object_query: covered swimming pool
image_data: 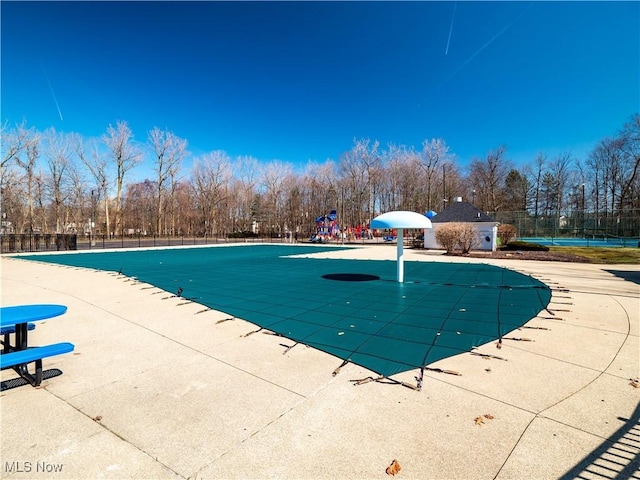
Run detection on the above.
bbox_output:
[19,244,551,383]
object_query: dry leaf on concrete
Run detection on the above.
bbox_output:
[630,378,639,388]
[475,414,495,425]
[386,459,402,476]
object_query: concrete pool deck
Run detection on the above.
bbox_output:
[1,245,638,479]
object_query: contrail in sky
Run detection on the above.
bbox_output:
[445,1,457,56]
[40,63,64,121]
[438,2,533,90]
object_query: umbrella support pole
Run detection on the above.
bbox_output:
[397,228,404,283]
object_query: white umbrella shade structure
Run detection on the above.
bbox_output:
[371,211,432,283]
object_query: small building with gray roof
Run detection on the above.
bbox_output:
[423,197,499,251]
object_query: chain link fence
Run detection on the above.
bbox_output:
[492,209,640,243]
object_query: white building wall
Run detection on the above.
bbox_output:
[423,228,439,249]
[423,223,498,251]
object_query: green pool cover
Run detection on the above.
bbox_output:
[20,245,551,378]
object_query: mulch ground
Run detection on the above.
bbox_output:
[470,250,591,263]
[414,249,591,263]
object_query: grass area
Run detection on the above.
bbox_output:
[549,246,640,264]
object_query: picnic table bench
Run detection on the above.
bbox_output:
[1,342,75,386]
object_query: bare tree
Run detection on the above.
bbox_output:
[192,150,232,236]
[379,144,407,212]
[66,159,90,235]
[384,144,428,212]
[14,130,41,232]
[42,128,73,233]
[173,180,198,235]
[443,161,464,206]
[468,145,512,212]
[617,114,640,210]
[529,152,574,236]
[1,122,40,232]
[229,155,261,233]
[260,160,294,237]
[339,138,380,227]
[103,121,143,236]
[75,135,110,236]
[33,167,48,233]
[0,167,20,233]
[301,160,337,234]
[418,138,451,211]
[549,152,573,218]
[281,172,305,241]
[148,127,188,235]
[1,121,36,171]
[123,180,155,234]
[167,163,182,235]
[582,116,640,237]
[362,139,381,225]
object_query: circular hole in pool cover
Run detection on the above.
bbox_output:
[322,273,381,282]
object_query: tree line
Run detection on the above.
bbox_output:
[1,114,638,240]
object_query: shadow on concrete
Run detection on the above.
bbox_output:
[558,400,640,479]
[605,270,640,286]
[0,368,63,391]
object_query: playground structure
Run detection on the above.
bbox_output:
[312,210,339,242]
[313,210,380,243]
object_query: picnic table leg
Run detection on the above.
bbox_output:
[10,324,42,386]
[14,359,43,387]
[16,324,28,350]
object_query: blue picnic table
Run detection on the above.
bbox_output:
[0,304,74,386]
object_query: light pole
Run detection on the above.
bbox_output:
[90,190,96,247]
[581,183,586,239]
[442,164,447,209]
[340,186,345,245]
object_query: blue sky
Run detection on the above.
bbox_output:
[2,1,638,177]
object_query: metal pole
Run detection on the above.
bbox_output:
[397,228,404,283]
[582,183,586,239]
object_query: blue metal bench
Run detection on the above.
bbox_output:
[1,323,36,336]
[0,342,75,386]
[1,323,36,354]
